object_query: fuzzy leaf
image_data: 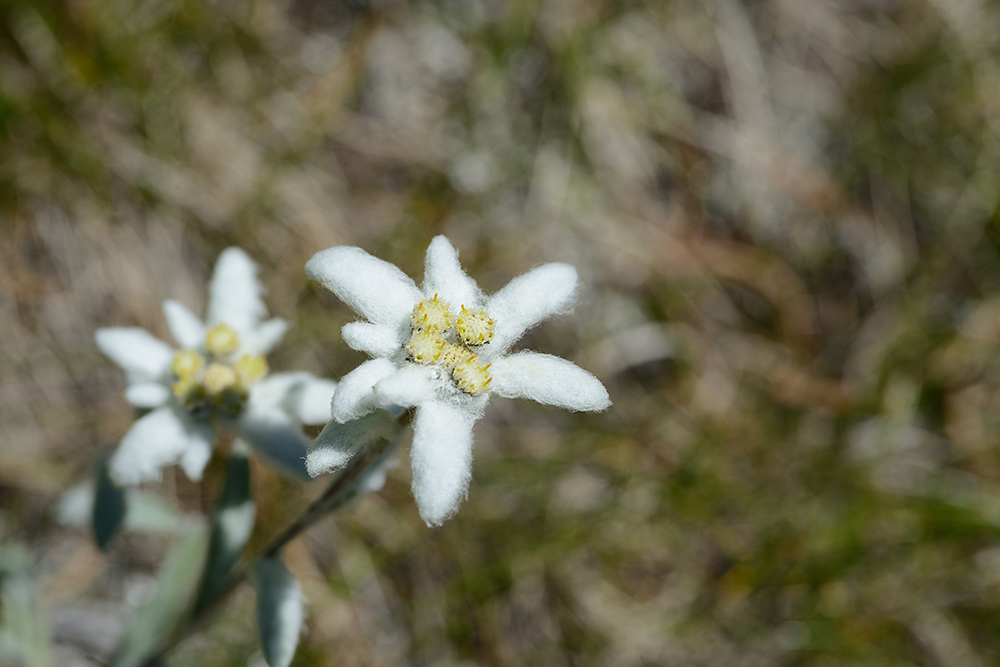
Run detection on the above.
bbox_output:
[194,448,255,613]
[92,456,127,551]
[252,555,303,667]
[0,543,52,667]
[112,522,208,667]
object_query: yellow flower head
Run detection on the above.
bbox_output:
[206,323,240,357]
[411,294,454,334]
[456,305,495,347]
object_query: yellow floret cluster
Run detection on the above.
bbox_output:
[170,323,268,416]
[407,295,494,396]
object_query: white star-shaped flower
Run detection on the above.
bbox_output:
[97,248,337,485]
[304,236,610,525]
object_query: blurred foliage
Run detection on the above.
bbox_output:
[4,0,1000,664]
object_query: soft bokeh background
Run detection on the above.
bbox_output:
[4,0,1000,664]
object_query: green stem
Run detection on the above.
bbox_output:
[147,432,402,663]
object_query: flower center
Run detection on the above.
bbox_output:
[169,324,268,416]
[456,305,495,346]
[206,323,240,356]
[407,295,494,396]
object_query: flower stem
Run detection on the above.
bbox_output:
[147,431,402,663]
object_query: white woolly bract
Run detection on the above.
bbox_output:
[490,351,611,412]
[96,328,173,382]
[163,299,205,349]
[422,236,482,310]
[330,358,397,422]
[109,406,213,485]
[249,373,338,426]
[410,402,476,526]
[485,263,578,355]
[373,365,439,409]
[124,382,171,408]
[242,318,289,357]
[341,321,403,357]
[208,247,268,338]
[305,246,422,327]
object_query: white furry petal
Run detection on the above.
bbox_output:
[96,328,174,381]
[330,358,397,423]
[208,247,267,337]
[490,351,611,412]
[288,376,339,425]
[410,402,477,526]
[249,373,306,412]
[306,247,422,327]
[341,322,404,358]
[243,318,288,356]
[486,263,578,354]
[234,410,310,480]
[423,236,482,309]
[306,412,395,476]
[373,365,437,409]
[247,373,336,425]
[124,382,171,408]
[162,300,205,349]
[179,432,214,480]
[110,406,213,485]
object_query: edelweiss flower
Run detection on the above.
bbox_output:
[305,236,610,525]
[97,248,337,485]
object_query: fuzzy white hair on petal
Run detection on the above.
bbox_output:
[306,247,423,327]
[110,406,211,485]
[373,365,438,409]
[124,382,171,408]
[490,351,611,412]
[330,358,397,423]
[96,328,175,382]
[341,322,405,358]
[290,377,339,425]
[243,318,289,356]
[208,247,267,337]
[410,402,476,526]
[423,236,482,309]
[486,263,578,355]
[162,300,205,349]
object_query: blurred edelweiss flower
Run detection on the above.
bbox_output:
[97,248,337,485]
[305,236,611,525]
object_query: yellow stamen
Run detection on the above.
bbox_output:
[455,306,495,346]
[407,329,444,364]
[203,362,238,395]
[437,341,471,369]
[234,354,268,386]
[206,323,240,357]
[170,349,204,381]
[411,296,454,333]
[452,354,493,396]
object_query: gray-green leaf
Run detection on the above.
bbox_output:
[112,521,208,667]
[93,455,127,551]
[251,555,303,667]
[0,543,52,667]
[194,447,256,613]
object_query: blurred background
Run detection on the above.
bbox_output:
[3,0,1000,664]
